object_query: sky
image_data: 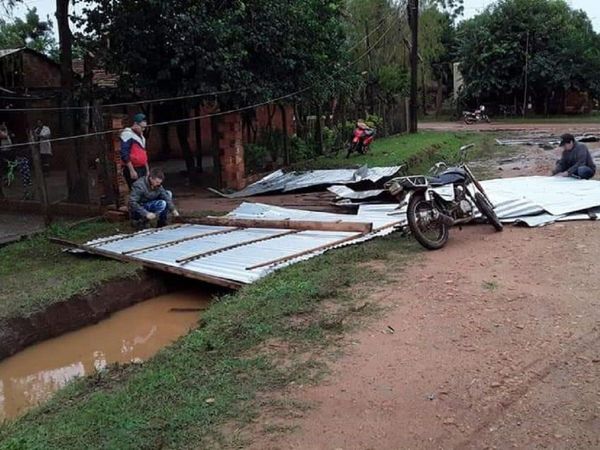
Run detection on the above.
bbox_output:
[6,0,600,33]
[461,0,600,30]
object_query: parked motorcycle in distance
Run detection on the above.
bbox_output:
[463,105,491,124]
[384,144,503,250]
[346,121,375,158]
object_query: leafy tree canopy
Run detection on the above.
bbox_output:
[76,0,359,106]
[456,0,600,102]
[0,8,58,58]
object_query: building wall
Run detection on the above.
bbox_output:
[22,52,61,89]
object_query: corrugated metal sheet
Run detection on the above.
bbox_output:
[216,166,401,198]
[480,176,600,216]
[83,203,403,286]
[328,185,389,201]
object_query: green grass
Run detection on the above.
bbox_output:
[0,221,140,320]
[295,131,499,172]
[0,130,504,449]
[0,234,420,449]
[420,112,600,124]
[482,280,499,291]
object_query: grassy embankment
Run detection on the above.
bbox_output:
[0,222,140,322]
[420,112,600,124]
[0,131,500,449]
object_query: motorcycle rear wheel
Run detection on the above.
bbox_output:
[346,142,360,158]
[473,192,503,232]
[464,117,475,125]
[407,192,449,250]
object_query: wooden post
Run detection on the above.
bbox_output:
[195,105,203,173]
[122,227,242,255]
[280,103,290,166]
[408,0,419,133]
[177,216,374,233]
[28,130,50,225]
[177,230,300,264]
[246,232,366,270]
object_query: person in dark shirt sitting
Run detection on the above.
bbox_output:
[129,168,180,229]
[552,133,596,179]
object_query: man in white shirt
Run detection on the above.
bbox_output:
[34,119,52,173]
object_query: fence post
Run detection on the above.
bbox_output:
[28,130,50,225]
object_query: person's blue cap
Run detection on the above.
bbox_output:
[133,113,147,124]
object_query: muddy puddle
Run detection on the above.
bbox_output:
[0,290,211,421]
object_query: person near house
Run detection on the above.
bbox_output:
[552,133,596,179]
[120,113,149,188]
[129,168,180,229]
[34,119,52,173]
[0,123,33,199]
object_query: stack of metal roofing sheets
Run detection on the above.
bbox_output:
[83,202,404,287]
[212,166,402,198]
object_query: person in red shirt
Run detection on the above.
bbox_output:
[120,113,149,188]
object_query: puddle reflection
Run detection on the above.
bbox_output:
[0,291,210,421]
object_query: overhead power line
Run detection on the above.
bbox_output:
[0,88,239,112]
[0,6,405,151]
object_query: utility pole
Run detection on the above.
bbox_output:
[522,30,530,119]
[408,0,419,133]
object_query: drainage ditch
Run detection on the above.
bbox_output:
[0,289,213,421]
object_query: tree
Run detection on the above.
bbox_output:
[456,0,600,112]
[76,0,357,170]
[0,8,58,58]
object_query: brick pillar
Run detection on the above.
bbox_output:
[218,112,246,190]
[111,115,129,209]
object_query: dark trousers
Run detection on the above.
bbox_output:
[131,191,173,228]
[123,166,147,189]
[572,166,595,180]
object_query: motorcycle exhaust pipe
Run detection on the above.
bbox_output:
[437,213,455,226]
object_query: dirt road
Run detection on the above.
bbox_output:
[250,144,600,450]
[420,121,600,134]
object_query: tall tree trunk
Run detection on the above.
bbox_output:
[421,66,427,115]
[57,0,89,203]
[315,103,324,155]
[294,102,306,140]
[195,106,203,173]
[279,104,289,166]
[435,77,443,116]
[175,107,195,179]
[210,115,221,186]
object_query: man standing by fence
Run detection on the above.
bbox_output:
[120,113,149,189]
[34,120,52,174]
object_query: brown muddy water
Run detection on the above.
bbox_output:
[0,291,211,421]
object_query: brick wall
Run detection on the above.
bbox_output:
[22,52,61,89]
[218,112,245,190]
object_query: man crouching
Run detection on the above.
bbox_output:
[552,133,596,179]
[129,168,180,229]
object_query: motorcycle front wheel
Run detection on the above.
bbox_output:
[473,192,503,232]
[464,116,474,125]
[407,192,449,250]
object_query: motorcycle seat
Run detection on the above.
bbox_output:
[429,169,466,186]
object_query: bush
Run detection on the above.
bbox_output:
[289,135,316,163]
[245,144,269,174]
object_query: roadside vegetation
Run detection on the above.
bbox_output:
[0,130,504,448]
[295,130,498,170]
[0,221,139,321]
[0,231,420,449]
